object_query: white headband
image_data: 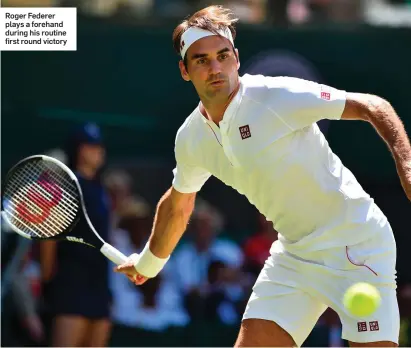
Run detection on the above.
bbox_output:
[180,27,234,59]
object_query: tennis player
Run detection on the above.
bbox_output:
[115,5,411,347]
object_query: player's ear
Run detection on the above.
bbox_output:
[179,60,190,82]
[235,48,240,70]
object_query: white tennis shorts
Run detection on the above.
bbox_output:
[243,221,399,347]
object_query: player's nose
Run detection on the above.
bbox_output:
[209,59,222,74]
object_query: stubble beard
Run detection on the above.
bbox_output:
[204,84,230,102]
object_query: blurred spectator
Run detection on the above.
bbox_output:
[40,123,113,347]
[104,168,138,228]
[10,272,45,343]
[286,0,364,25]
[243,212,278,276]
[201,259,246,325]
[1,223,45,346]
[313,0,364,24]
[110,197,152,258]
[225,0,267,24]
[121,0,154,19]
[399,283,411,346]
[3,0,60,6]
[364,0,411,27]
[171,199,245,325]
[110,199,189,331]
[287,0,311,24]
[7,0,391,26]
[78,0,122,17]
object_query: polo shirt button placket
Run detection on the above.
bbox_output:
[220,123,238,167]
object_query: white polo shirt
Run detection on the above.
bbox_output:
[172,74,388,251]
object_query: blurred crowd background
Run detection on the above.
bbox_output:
[1,0,411,347]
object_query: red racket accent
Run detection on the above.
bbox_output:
[16,172,63,224]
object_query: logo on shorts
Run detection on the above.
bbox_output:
[239,125,251,139]
[369,321,379,331]
[357,322,367,332]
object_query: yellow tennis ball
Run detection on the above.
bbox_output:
[343,282,381,317]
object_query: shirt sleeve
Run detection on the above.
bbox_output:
[172,134,211,194]
[266,77,347,131]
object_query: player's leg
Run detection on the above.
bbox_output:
[51,315,89,347]
[235,318,296,347]
[237,252,328,347]
[84,318,112,347]
[238,289,327,347]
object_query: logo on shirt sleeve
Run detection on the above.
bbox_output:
[321,91,331,100]
[320,86,331,100]
[239,125,251,140]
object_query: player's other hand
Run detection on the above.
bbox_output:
[114,257,148,285]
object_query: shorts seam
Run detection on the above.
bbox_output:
[345,245,378,276]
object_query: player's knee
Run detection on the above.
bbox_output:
[235,318,296,347]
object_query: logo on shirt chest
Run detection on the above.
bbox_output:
[239,125,251,140]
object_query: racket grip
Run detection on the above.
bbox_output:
[100,243,128,265]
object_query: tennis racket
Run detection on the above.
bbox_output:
[1,155,128,265]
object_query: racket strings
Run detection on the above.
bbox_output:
[16,163,78,212]
[5,169,75,237]
[10,163,78,216]
[3,160,80,238]
[6,199,70,238]
[17,162,79,229]
[30,161,78,199]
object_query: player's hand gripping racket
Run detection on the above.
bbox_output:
[1,155,128,265]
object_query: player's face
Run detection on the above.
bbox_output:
[78,143,105,171]
[180,35,240,102]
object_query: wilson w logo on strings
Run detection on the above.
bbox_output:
[16,171,63,224]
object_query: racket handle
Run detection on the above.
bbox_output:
[100,243,128,265]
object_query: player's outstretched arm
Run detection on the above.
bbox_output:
[114,187,196,284]
[341,93,411,200]
[149,187,196,258]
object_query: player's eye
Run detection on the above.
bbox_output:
[219,54,228,60]
[197,58,207,65]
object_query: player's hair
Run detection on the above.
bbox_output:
[172,5,239,66]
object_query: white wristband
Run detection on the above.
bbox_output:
[133,243,170,278]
